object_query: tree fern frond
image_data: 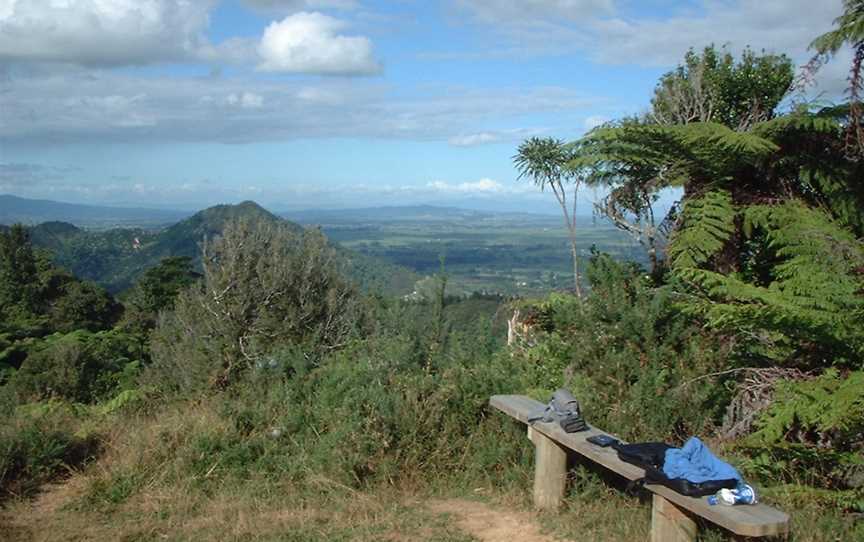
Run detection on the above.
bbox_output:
[676,122,778,159]
[678,201,864,365]
[668,189,736,269]
[752,114,841,138]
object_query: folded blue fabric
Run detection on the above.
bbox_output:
[662,437,742,483]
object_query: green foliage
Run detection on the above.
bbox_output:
[148,218,368,393]
[737,370,864,506]
[48,280,122,333]
[0,224,40,315]
[750,370,864,449]
[566,45,864,504]
[0,399,99,499]
[0,225,123,376]
[120,256,200,333]
[513,137,574,191]
[514,253,731,442]
[667,189,736,269]
[9,329,146,403]
[678,202,864,366]
[651,45,794,129]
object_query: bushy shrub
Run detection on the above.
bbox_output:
[48,279,122,334]
[515,252,732,442]
[10,329,146,403]
[120,256,200,333]
[148,219,369,393]
[200,336,531,488]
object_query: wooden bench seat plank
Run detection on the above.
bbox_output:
[490,394,790,538]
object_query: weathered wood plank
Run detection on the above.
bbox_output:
[529,427,568,510]
[490,394,790,538]
[652,494,697,542]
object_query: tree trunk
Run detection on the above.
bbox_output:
[569,237,582,298]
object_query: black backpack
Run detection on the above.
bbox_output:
[612,442,738,498]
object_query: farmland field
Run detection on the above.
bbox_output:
[291,208,649,296]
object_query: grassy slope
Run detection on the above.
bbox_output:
[1,359,859,541]
[0,405,858,542]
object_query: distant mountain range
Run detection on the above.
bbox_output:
[1,194,563,229]
[7,200,416,295]
[0,194,190,228]
[281,205,559,225]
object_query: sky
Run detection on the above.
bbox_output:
[0,0,851,213]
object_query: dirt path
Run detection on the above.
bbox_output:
[4,481,571,542]
[428,499,571,542]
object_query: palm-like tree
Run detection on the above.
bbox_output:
[514,137,583,297]
[809,0,864,154]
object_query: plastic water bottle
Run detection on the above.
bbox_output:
[707,484,757,506]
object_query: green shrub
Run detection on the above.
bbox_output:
[515,252,732,442]
[148,218,369,393]
[0,401,99,499]
[10,329,146,403]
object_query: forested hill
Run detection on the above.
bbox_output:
[11,201,416,295]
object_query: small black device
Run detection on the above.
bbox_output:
[587,434,619,447]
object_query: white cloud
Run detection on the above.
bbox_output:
[0,71,596,144]
[257,12,380,75]
[453,0,849,100]
[226,92,265,109]
[454,1,842,67]
[296,86,346,105]
[448,128,548,147]
[0,0,215,66]
[428,178,508,194]
[448,132,501,147]
[0,1,379,76]
[588,0,843,67]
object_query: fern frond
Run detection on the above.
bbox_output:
[668,189,735,269]
[679,201,864,365]
[752,114,841,139]
[748,369,864,447]
[676,122,778,159]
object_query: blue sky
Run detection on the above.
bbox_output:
[0,0,849,213]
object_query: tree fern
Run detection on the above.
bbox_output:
[667,189,736,269]
[678,202,864,366]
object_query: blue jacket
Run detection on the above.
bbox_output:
[662,437,742,483]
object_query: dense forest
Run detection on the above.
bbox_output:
[2,9,864,541]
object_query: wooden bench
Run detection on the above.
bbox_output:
[490,394,790,541]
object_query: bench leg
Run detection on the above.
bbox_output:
[652,494,697,542]
[528,427,568,511]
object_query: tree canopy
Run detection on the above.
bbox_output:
[651,45,794,130]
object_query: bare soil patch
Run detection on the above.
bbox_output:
[428,498,571,542]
